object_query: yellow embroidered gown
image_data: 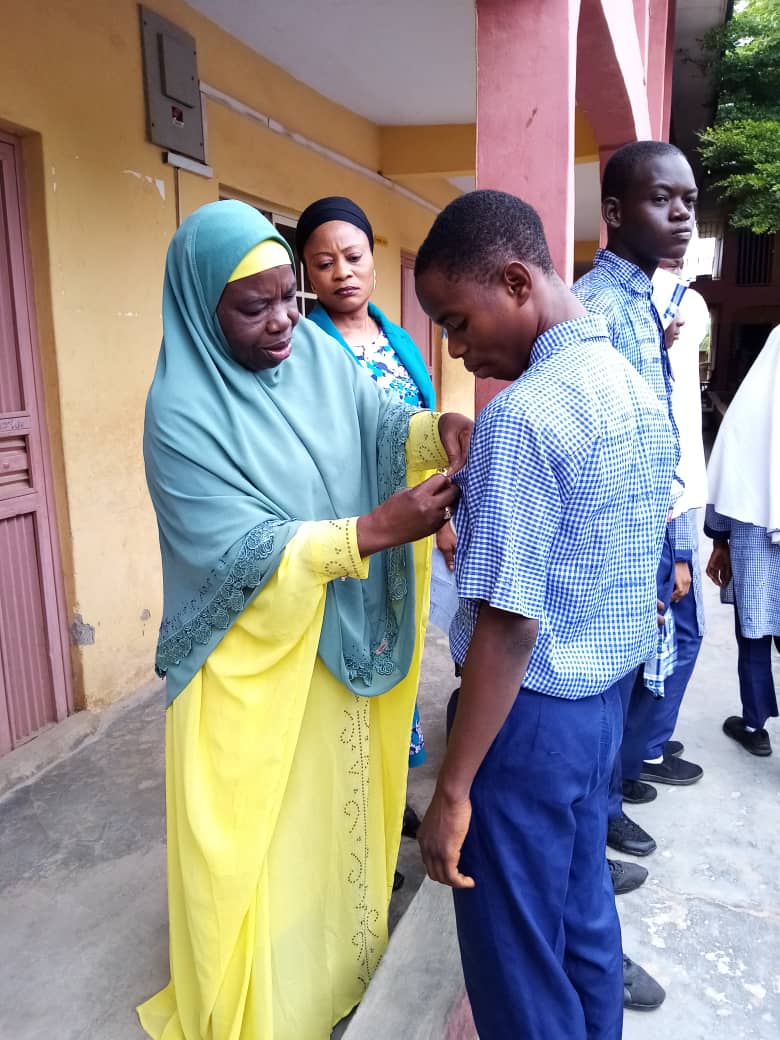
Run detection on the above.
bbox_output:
[138,414,446,1040]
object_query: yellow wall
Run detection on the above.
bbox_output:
[574,240,600,264]
[0,0,459,710]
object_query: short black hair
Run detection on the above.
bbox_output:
[414,189,555,284]
[602,141,687,201]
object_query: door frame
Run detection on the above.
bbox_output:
[0,128,72,734]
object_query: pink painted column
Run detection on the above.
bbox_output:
[475,0,581,410]
[633,0,650,74]
[647,0,676,138]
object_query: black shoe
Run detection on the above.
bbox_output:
[723,716,772,757]
[664,739,684,758]
[402,804,421,839]
[393,870,405,892]
[640,756,703,785]
[622,779,657,804]
[609,858,648,895]
[607,812,656,856]
[623,955,666,1010]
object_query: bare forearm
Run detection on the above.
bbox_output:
[438,605,538,802]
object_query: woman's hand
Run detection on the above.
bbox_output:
[436,522,457,571]
[356,473,459,557]
[438,413,473,474]
[706,541,732,588]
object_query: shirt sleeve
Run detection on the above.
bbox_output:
[455,405,563,619]
[668,510,694,561]
[704,504,731,541]
[406,410,449,472]
[290,518,370,583]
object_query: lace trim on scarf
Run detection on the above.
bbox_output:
[342,403,417,685]
[155,519,286,676]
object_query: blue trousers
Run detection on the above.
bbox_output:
[608,531,675,817]
[735,608,780,729]
[643,578,703,760]
[451,685,624,1040]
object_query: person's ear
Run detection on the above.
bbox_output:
[503,261,533,305]
[602,196,622,230]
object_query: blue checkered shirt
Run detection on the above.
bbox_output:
[450,315,676,699]
[704,509,780,639]
[573,249,692,561]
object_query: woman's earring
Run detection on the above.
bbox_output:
[373,270,377,291]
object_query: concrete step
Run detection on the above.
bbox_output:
[344,877,476,1040]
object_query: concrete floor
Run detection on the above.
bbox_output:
[1,561,778,1039]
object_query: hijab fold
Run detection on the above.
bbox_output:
[707,325,780,543]
[144,200,418,703]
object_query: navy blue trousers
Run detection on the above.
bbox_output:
[735,608,780,728]
[451,685,624,1040]
[608,532,675,818]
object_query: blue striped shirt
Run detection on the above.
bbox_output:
[450,316,676,699]
[573,249,692,560]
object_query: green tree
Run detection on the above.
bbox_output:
[698,0,780,233]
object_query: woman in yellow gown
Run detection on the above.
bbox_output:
[137,200,470,1039]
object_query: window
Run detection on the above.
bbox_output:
[688,220,723,280]
[258,208,319,315]
[736,231,775,286]
[219,191,317,314]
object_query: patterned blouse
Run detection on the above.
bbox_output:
[348,329,425,408]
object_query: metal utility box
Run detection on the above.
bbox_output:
[140,6,206,163]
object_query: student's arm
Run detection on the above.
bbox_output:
[668,511,694,601]
[704,505,732,587]
[417,605,538,888]
[417,403,565,888]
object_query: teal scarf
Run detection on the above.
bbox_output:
[144,200,418,704]
[307,301,436,409]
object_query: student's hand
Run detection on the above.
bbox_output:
[436,522,457,571]
[671,560,692,602]
[417,789,475,889]
[438,413,473,474]
[656,599,666,627]
[706,542,732,588]
[356,474,459,556]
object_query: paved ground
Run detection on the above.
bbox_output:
[1,550,778,1039]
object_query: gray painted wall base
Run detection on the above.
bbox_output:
[344,877,476,1040]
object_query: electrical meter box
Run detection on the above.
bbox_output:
[140,6,206,163]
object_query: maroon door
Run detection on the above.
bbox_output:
[0,132,71,755]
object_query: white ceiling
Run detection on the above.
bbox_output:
[189,0,724,130]
[186,0,723,236]
[187,0,477,125]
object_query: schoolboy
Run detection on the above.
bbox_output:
[573,141,703,859]
[640,258,708,774]
[414,190,675,1040]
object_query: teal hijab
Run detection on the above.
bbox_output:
[144,200,418,704]
[307,302,436,409]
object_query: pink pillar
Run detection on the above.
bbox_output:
[475,0,580,411]
[577,0,652,149]
[647,0,676,138]
[633,0,650,74]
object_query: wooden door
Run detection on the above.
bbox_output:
[0,132,71,755]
